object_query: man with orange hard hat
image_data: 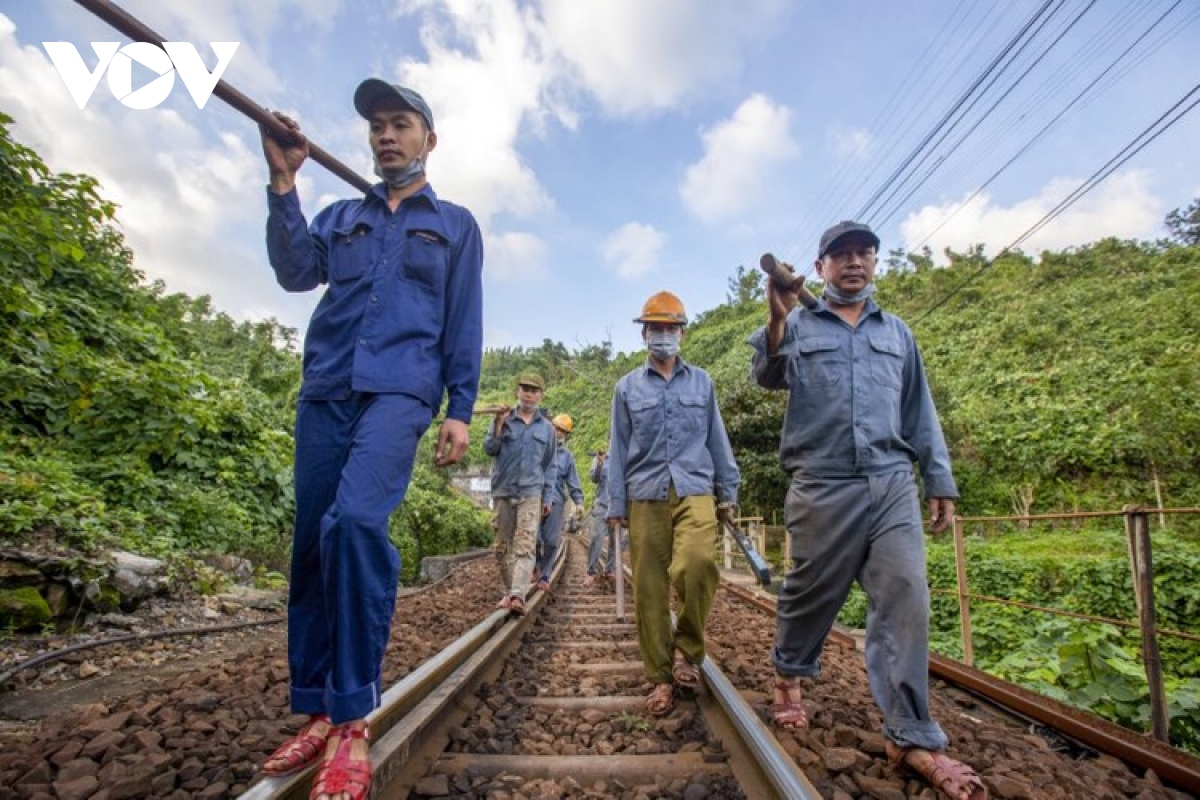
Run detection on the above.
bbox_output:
[606,291,741,717]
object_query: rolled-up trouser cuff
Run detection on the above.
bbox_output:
[327,679,381,725]
[884,718,949,752]
[290,685,327,716]
[771,646,821,679]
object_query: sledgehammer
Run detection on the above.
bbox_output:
[759,253,819,310]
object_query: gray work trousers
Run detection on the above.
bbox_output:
[586,512,617,575]
[774,470,949,751]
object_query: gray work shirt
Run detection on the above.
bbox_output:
[589,455,609,515]
[747,299,958,499]
[607,357,740,519]
[550,444,585,506]
[483,411,558,503]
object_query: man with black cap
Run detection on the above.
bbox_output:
[257,80,483,799]
[747,223,987,800]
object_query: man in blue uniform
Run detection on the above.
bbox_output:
[484,373,557,614]
[606,291,741,717]
[584,449,617,585]
[749,222,986,800]
[257,79,483,800]
[534,414,584,589]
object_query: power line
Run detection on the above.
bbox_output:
[910,82,1200,325]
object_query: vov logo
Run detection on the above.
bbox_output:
[42,41,239,110]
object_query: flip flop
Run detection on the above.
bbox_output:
[672,653,701,690]
[646,683,674,716]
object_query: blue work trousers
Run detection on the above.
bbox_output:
[773,470,948,751]
[288,392,431,724]
[536,499,565,578]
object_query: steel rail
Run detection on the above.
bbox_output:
[719,580,1200,794]
[71,0,373,193]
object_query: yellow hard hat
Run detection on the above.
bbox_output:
[551,413,574,433]
[633,291,687,325]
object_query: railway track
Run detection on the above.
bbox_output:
[245,541,819,799]
[4,537,1198,798]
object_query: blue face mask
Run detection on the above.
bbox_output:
[646,330,681,360]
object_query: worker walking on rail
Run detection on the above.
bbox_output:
[257,79,483,800]
[606,291,741,716]
[485,373,558,614]
[534,414,584,590]
[748,221,987,800]
[584,449,618,585]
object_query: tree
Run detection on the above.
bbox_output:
[1165,198,1200,246]
[725,265,764,305]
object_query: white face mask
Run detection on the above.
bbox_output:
[646,330,681,360]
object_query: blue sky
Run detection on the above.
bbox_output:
[2,0,1198,356]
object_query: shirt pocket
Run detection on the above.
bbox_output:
[401,230,449,291]
[328,223,375,283]
[796,337,843,386]
[868,334,904,389]
[675,392,708,435]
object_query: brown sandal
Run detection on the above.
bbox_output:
[771,677,808,730]
[672,652,701,690]
[508,596,526,616]
[645,683,674,716]
[260,713,330,777]
[886,741,988,800]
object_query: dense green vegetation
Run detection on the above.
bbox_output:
[0,114,489,581]
[3,112,1198,748]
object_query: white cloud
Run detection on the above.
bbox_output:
[0,13,306,329]
[899,170,1162,259]
[485,231,547,280]
[603,222,667,280]
[679,93,800,223]
[832,126,871,159]
[541,0,789,115]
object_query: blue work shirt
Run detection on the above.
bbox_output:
[607,358,740,520]
[551,445,585,507]
[747,298,958,498]
[266,183,484,421]
[483,411,558,503]
[589,455,609,515]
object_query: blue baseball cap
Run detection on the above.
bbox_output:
[818,220,880,258]
[353,79,435,131]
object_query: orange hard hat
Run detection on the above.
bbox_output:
[551,413,574,433]
[633,291,687,325]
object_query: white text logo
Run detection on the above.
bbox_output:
[42,42,239,110]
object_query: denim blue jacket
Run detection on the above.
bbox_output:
[483,411,558,503]
[747,299,958,498]
[550,445,585,506]
[607,358,740,519]
[266,183,483,421]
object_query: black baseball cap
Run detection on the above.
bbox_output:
[353,79,435,131]
[818,221,880,258]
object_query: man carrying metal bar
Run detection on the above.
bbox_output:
[485,373,558,614]
[534,413,584,590]
[606,291,741,717]
[748,222,987,800]
[258,79,483,800]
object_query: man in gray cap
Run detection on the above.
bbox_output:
[747,222,987,800]
[257,81,484,798]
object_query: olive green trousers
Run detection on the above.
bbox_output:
[628,488,719,684]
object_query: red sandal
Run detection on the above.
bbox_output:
[260,713,330,777]
[310,723,371,800]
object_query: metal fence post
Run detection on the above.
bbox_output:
[1125,507,1170,742]
[951,515,974,667]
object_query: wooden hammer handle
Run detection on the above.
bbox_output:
[759,253,819,310]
